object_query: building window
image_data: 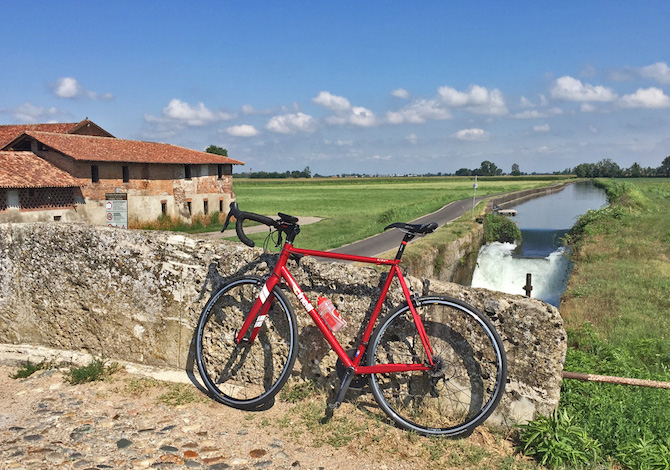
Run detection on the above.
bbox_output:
[186,201,192,215]
[122,165,130,183]
[217,165,223,180]
[184,165,192,180]
[219,199,223,212]
[223,164,232,176]
[91,165,99,183]
[203,200,208,214]
[161,201,167,215]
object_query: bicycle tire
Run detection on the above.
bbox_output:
[367,296,506,437]
[195,276,298,410]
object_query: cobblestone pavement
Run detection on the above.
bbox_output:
[0,365,400,470]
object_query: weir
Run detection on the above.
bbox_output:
[471,182,607,307]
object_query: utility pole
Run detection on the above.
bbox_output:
[472,176,478,218]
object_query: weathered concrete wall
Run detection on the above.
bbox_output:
[402,223,484,285]
[0,223,566,426]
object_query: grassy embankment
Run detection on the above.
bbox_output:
[521,178,670,468]
[231,176,569,251]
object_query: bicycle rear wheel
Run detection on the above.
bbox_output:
[196,276,298,410]
[368,296,506,437]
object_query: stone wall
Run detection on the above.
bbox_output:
[0,223,566,426]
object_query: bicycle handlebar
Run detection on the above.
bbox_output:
[222,202,280,247]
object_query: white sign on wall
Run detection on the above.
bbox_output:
[105,193,128,229]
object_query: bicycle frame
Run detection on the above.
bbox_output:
[234,240,436,376]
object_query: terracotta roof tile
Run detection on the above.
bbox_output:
[0,151,81,189]
[0,123,79,148]
[20,131,244,165]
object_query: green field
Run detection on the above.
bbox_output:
[232,176,569,250]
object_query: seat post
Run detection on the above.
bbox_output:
[395,232,416,260]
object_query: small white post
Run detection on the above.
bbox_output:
[472,176,478,218]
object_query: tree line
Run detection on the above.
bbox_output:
[207,145,670,178]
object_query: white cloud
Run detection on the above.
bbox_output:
[437,85,508,115]
[161,99,234,126]
[619,87,670,108]
[513,107,564,119]
[406,133,418,144]
[349,106,377,126]
[533,124,550,132]
[371,154,392,161]
[386,99,451,124]
[639,62,670,84]
[312,91,352,111]
[453,128,489,141]
[226,124,260,137]
[550,76,617,102]
[519,96,534,108]
[51,77,113,100]
[580,103,595,113]
[391,88,410,99]
[4,102,62,123]
[325,106,377,127]
[265,112,317,134]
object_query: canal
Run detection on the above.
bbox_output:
[470,182,608,306]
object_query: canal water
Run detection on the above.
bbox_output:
[470,182,608,306]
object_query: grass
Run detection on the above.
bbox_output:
[131,211,224,233]
[156,383,204,406]
[273,381,522,467]
[231,176,568,250]
[520,178,670,469]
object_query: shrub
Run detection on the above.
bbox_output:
[483,213,522,243]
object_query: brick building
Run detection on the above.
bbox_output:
[0,119,243,225]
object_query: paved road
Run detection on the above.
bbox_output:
[199,198,487,257]
[329,195,489,257]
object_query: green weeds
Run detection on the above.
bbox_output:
[10,360,50,379]
[65,358,120,385]
[518,409,601,468]
[157,383,203,406]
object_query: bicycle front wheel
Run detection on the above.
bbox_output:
[196,276,298,410]
[368,296,506,437]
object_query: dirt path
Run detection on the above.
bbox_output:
[0,364,523,469]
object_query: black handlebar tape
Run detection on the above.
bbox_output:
[236,211,279,248]
[236,218,255,247]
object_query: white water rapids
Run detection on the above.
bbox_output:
[471,242,571,306]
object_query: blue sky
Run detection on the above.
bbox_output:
[2,1,670,175]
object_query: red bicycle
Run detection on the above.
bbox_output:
[195,203,506,437]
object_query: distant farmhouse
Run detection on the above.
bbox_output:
[0,119,243,226]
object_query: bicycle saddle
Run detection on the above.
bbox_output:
[384,222,438,234]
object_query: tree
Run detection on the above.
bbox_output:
[479,160,498,176]
[455,168,472,176]
[627,162,642,178]
[511,163,521,176]
[596,158,622,178]
[659,156,670,177]
[205,145,228,157]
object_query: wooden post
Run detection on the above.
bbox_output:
[562,371,670,389]
[523,273,533,297]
